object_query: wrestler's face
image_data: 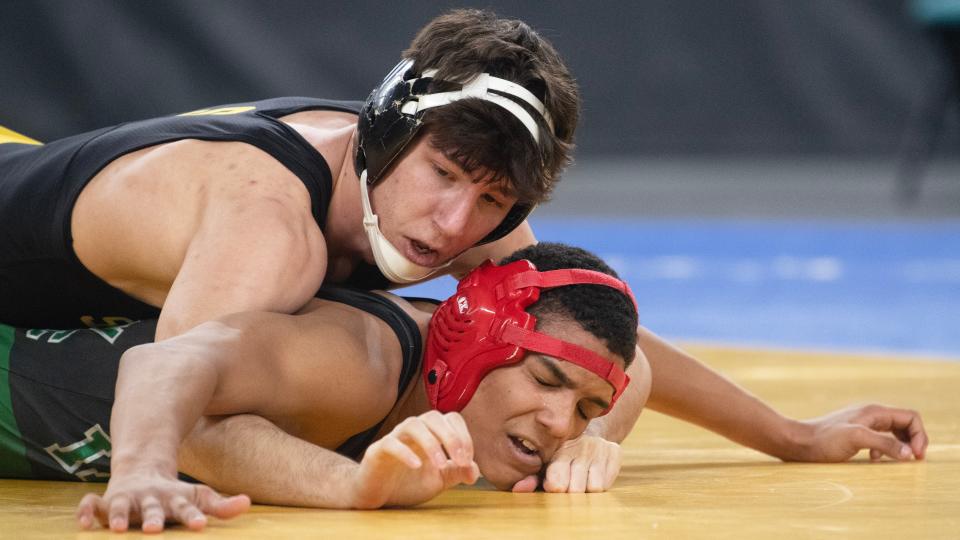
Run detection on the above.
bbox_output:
[458,317,624,491]
[368,135,517,266]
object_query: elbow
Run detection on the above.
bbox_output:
[120,321,241,385]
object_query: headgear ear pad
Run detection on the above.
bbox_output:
[424,259,636,415]
[355,59,541,246]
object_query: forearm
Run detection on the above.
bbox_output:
[585,342,652,442]
[178,415,361,509]
[638,327,804,460]
[109,342,221,476]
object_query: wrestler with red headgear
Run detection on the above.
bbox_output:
[57,242,642,530]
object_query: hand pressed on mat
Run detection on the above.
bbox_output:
[790,403,928,462]
[511,434,622,493]
[76,472,250,533]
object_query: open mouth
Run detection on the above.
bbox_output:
[508,435,542,464]
[404,237,440,266]
[411,239,436,256]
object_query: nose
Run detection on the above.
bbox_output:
[433,187,477,238]
[535,395,578,442]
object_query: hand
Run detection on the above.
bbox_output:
[76,471,251,533]
[351,411,480,508]
[512,435,622,493]
[792,404,928,462]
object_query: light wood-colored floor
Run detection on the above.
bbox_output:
[2,345,958,539]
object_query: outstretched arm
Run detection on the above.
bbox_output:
[468,223,927,492]
[594,326,928,462]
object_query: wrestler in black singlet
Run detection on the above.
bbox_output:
[0,288,423,481]
[0,98,390,329]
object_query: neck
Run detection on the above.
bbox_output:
[379,372,433,434]
[324,129,373,273]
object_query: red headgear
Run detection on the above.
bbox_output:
[424,259,638,415]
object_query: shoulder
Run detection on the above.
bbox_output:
[281,111,358,184]
[371,292,434,349]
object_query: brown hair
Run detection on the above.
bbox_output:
[404,9,580,204]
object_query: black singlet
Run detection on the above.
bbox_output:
[0,97,390,329]
[0,287,423,481]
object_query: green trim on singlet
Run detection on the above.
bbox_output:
[0,324,31,476]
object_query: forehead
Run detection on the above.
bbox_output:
[419,135,518,197]
[529,318,625,389]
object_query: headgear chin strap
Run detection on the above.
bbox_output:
[425,259,638,415]
[356,59,553,283]
[359,169,451,284]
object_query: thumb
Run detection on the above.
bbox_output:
[200,492,252,519]
[511,475,539,493]
[853,427,912,461]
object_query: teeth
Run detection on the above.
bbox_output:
[519,438,537,453]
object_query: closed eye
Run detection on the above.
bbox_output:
[535,377,560,388]
[577,406,589,420]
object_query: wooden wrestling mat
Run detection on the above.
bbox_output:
[2,345,957,539]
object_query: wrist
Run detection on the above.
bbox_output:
[342,462,381,510]
[583,418,607,438]
[771,417,814,462]
[109,452,178,478]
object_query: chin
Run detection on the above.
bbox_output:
[478,461,526,491]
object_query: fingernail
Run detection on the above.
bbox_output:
[900,445,911,458]
[78,516,90,528]
[435,452,447,467]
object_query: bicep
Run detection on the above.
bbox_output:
[156,194,328,339]
[202,311,392,424]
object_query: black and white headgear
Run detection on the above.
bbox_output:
[354,59,555,283]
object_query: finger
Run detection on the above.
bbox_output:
[443,412,475,466]
[76,493,100,530]
[374,436,423,469]
[194,484,251,520]
[202,494,252,520]
[870,448,882,461]
[94,496,111,529]
[853,426,912,461]
[868,407,927,459]
[398,418,447,469]
[512,475,539,493]
[586,460,607,493]
[108,495,132,532]
[421,412,468,467]
[438,461,468,489]
[139,495,166,534]
[458,462,477,486]
[170,494,207,531]
[461,461,481,485]
[604,448,623,489]
[567,459,589,493]
[543,459,572,493]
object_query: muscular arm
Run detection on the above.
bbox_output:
[178,415,360,508]
[155,148,328,339]
[108,310,395,505]
[73,141,328,341]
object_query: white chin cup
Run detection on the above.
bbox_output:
[359,170,451,284]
